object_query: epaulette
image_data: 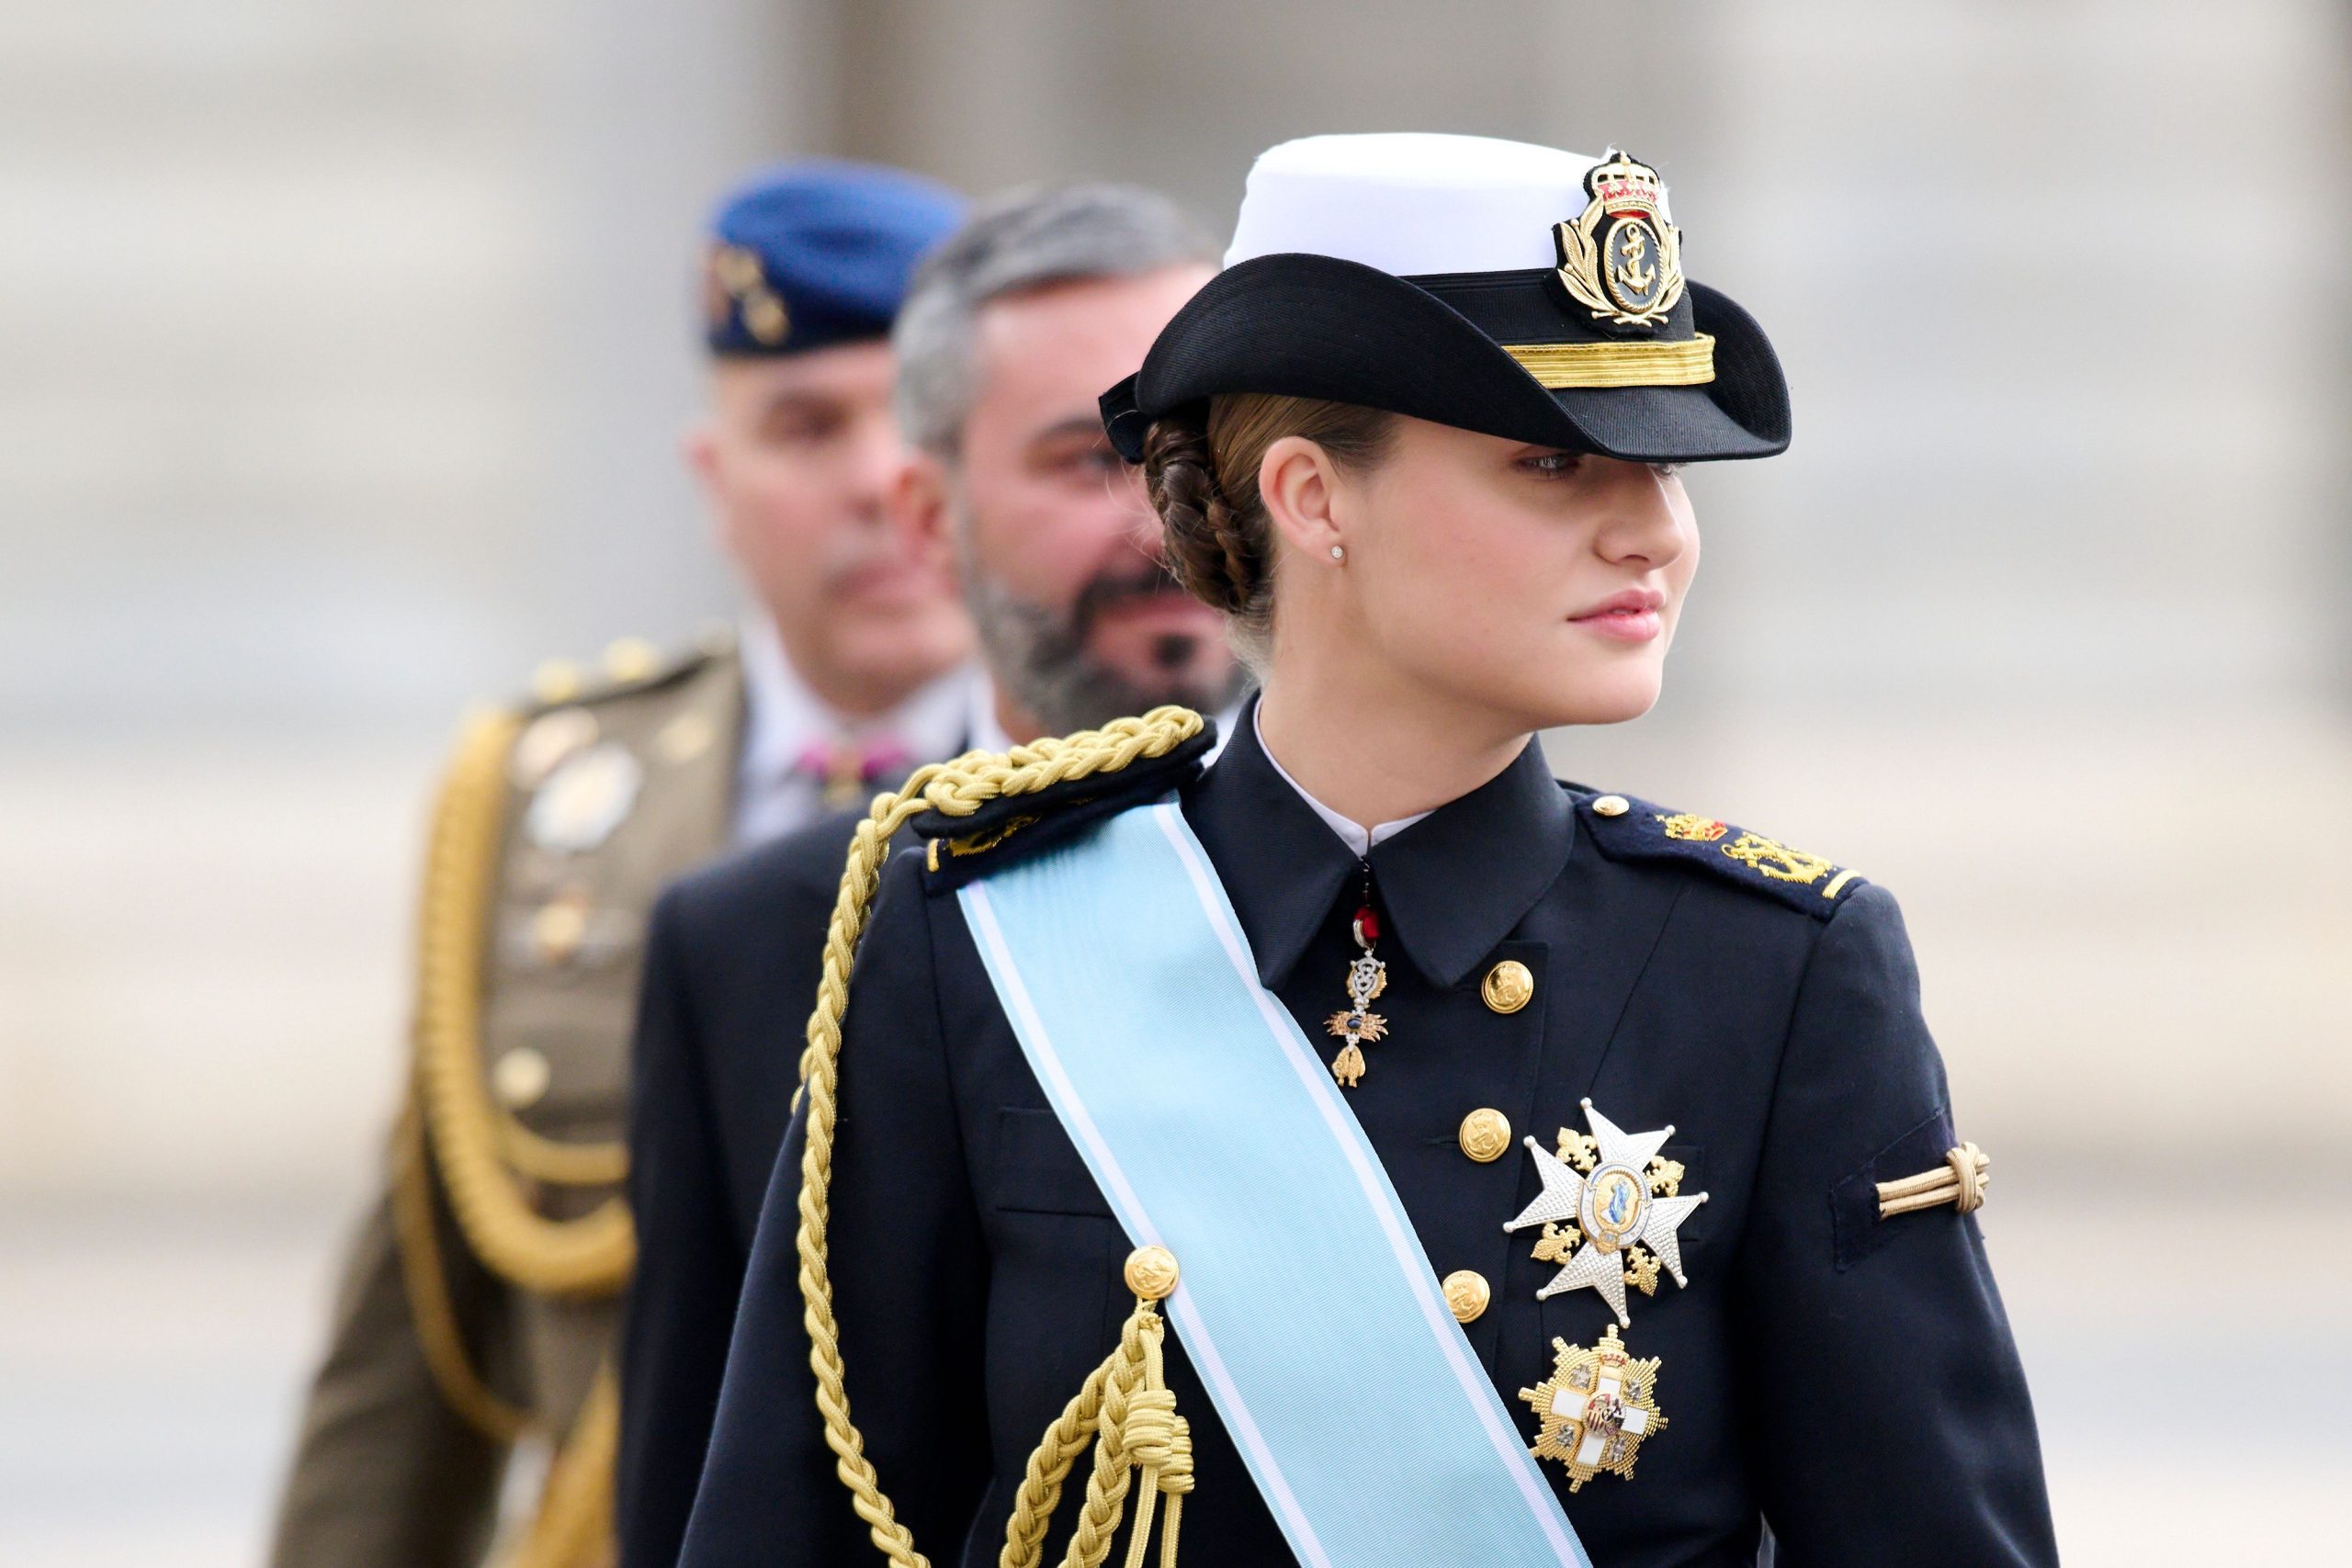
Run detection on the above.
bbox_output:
[1569,787,1866,919]
[917,722,1219,892]
[520,630,728,715]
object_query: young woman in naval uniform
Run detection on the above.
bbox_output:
[675,133,2056,1568]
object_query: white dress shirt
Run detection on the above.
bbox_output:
[731,614,976,845]
[1251,703,1430,858]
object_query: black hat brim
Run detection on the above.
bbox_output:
[1102,254,1788,465]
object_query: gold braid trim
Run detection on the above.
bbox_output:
[415,709,635,1299]
[796,707,1204,1567]
[501,1364,619,1568]
[1877,1142,1990,1218]
[388,1095,533,1444]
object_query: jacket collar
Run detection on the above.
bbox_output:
[1185,701,1577,991]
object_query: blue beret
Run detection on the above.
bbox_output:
[702,160,967,357]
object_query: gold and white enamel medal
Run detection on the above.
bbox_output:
[1521,1325,1667,1491]
[1323,897,1386,1088]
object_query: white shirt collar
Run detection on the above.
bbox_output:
[965,672,1016,756]
[732,612,976,842]
[1251,703,1430,859]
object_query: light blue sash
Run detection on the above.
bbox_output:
[959,801,1588,1568]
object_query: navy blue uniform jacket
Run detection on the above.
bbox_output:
[674,716,2058,1566]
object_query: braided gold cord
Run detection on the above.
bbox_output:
[414,710,635,1299]
[387,1095,534,1444]
[1057,1315,1145,1568]
[794,709,1204,1567]
[495,1120,630,1187]
[998,1357,1114,1568]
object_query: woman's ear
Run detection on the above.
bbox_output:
[1258,435,1345,561]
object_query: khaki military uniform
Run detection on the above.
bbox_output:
[271,637,744,1568]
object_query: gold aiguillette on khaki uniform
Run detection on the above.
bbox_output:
[271,634,743,1568]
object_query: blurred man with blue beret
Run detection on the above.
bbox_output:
[266,160,973,1568]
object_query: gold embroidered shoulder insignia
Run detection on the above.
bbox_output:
[1574,791,1866,919]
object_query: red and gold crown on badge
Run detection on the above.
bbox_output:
[1554,150,1687,331]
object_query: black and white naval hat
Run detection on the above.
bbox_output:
[1100,132,1789,464]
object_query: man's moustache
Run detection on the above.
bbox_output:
[1069,558,1190,637]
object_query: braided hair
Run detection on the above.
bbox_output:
[1141,394,1396,670]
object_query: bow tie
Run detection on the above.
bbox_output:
[796,738,916,807]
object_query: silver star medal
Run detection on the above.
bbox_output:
[1502,1098,1709,1326]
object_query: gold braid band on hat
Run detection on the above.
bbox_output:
[412,709,635,1300]
[1876,1142,1991,1218]
[1500,333,1715,389]
[794,707,1205,1568]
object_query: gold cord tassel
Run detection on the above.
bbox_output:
[1001,1298,1191,1568]
[794,709,1205,1567]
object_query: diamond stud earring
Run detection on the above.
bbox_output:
[1329,544,1345,560]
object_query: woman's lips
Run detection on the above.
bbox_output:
[1568,588,1666,643]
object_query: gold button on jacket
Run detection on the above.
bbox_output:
[1458,1108,1512,1163]
[1481,959,1534,1014]
[1442,1269,1491,1324]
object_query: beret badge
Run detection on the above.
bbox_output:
[707,242,791,346]
[1554,150,1687,331]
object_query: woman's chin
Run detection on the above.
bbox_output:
[1527,672,1663,729]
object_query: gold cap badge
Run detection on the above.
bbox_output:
[1554,150,1687,330]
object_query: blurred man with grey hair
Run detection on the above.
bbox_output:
[615,183,1232,1568]
[894,184,1243,741]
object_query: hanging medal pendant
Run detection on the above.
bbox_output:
[1323,895,1388,1088]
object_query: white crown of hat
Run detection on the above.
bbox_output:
[1223,132,1671,276]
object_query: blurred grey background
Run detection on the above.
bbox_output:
[2,1,2346,1562]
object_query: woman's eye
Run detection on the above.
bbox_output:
[1652,462,1686,479]
[1521,451,1582,477]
